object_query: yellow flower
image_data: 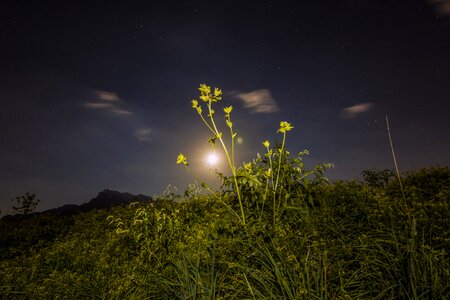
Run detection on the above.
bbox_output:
[223,106,233,114]
[200,94,210,102]
[263,140,270,148]
[278,121,294,133]
[214,87,222,97]
[198,84,210,102]
[191,99,198,108]
[198,84,222,102]
[176,153,188,166]
[198,84,211,95]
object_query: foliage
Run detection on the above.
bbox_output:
[0,212,74,259]
[11,192,40,215]
[1,168,448,299]
[362,169,395,187]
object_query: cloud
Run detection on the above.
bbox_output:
[234,89,279,114]
[133,128,152,142]
[84,90,133,116]
[85,90,154,142]
[84,103,115,109]
[95,90,120,101]
[110,108,134,115]
[341,102,374,119]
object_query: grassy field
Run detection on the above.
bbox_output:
[1,167,448,299]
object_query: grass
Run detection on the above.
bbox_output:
[1,168,448,299]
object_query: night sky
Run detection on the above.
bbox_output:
[1,1,449,214]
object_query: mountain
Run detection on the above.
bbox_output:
[2,189,152,220]
[43,189,153,216]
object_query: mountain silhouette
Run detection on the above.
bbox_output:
[44,189,153,216]
[1,189,152,221]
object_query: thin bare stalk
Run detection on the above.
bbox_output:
[385,114,406,202]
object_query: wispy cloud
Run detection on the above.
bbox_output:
[234,89,279,114]
[110,108,134,116]
[84,90,134,116]
[95,90,120,101]
[133,128,152,142]
[84,103,115,109]
[341,102,374,119]
[84,90,155,142]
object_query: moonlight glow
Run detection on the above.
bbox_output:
[206,153,219,165]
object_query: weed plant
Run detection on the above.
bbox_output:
[0,85,448,299]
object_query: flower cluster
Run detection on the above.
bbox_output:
[198,84,222,103]
[191,100,202,114]
[191,84,223,116]
[224,106,233,128]
[176,153,188,166]
[278,121,294,133]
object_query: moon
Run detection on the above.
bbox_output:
[206,153,219,165]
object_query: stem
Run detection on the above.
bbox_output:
[183,165,219,200]
[267,152,274,189]
[385,115,406,203]
[272,132,286,225]
[207,101,245,225]
[229,118,235,170]
[183,165,242,223]
[386,115,418,298]
[274,132,286,192]
[261,177,269,220]
[198,113,216,136]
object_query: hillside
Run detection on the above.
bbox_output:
[0,167,449,299]
[0,189,152,259]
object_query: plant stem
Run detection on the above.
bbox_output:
[183,165,242,223]
[230,123,235,170]
[198,113,216,136]
[274,132,286,192]
[207,101,245,225]
[273,132,286,224]
[267,153,274,190]
[385,114,406,202]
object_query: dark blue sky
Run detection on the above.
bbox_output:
[1,0,449,214]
